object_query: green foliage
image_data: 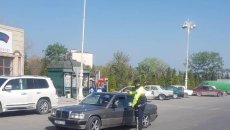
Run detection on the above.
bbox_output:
[109,51,134,89]
[24,54,30,75]
[189,51,224,80]
[40,43,68,76]
[136,57,169,85]
[44,42,68,61]
[108,73,116,92]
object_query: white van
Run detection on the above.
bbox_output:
[0,75,58,114]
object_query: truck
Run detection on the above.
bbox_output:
[201,80,230,94]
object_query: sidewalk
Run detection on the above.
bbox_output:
[58,97,79,106]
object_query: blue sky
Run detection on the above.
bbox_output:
[0,0,230,70]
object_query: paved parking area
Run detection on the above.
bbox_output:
[0,95,230,130]
[151,95,230,130]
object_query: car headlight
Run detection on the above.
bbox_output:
[70,112,85,119]
[51,109,56,116]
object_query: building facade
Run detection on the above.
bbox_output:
[70,49,93,68]
[0,24,24,76]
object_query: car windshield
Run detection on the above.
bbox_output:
[160,86,166,90]
[0,78,7,86]
[80,93,113,107]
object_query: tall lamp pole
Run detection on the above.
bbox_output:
[78,0,87,101]
[182,19,196,89]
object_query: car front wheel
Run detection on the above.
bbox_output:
[159,94,166,100]
[142,114,150,128]
[0,103,2,113]
[217,92,223,97]
[197,92,202,96]
[86,116,101,130]
[36,99,50,114]
[173,94,178,99]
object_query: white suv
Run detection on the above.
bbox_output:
[0,75,58,114]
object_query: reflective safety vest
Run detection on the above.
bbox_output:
[128,86,146,108]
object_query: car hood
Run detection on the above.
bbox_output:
[57,104,105,112]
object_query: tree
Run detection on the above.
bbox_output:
[44,43,68,61]
[136,57,169,84]
[41,43,68,75]
[24,54,30,75]
[189,51,224,81]
[28,56,43,75]
[107,51,134,90]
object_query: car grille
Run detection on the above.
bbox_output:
[56,110,70,119]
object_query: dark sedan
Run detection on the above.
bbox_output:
[48,92,158,130]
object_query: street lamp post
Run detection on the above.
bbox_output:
[182,19,196,89]
[78,0,87,102]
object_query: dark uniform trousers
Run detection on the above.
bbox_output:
[134,96,146,130]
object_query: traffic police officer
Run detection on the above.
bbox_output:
[128,78,146,130]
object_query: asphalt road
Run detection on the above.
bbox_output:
[1,95,230,130]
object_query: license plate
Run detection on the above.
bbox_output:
[54,120,65,125]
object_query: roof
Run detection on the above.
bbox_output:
[0,75,50,79]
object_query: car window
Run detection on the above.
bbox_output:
[114,96,126,108]
[0,78,7,87]
[144,86,150,91]
[208,87,213,91]
[6,79,21,90]
[34,79,49,88]
[152,87,158,90]
[203,86,208,90]
[127,95,134,104]
[80,93,113,107]
[22,78,35,89]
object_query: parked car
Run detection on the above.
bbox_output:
[171,85,193,97]
[144,85,174,100]
[164,86,184,98]
[192,85,225,97]
[201,80,230,94]
[0,75,58,114]
[48,92,158,130]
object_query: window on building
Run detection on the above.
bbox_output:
[0,56,13,76]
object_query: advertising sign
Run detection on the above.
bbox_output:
[0,29,12,53]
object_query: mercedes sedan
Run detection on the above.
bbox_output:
[48,92,158,130]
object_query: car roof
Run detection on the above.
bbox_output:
[94,92,129,96]
[0,75,49,79]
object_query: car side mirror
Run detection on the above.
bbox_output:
[4,85,12,91]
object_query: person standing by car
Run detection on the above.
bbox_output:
[128,78,146,130]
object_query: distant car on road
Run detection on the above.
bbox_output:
[164,86,184,98]
[171,85,193,97]
[144,85,174,100]
[118,86,135,93]
[48,92,158,130]
[193,85,225,97]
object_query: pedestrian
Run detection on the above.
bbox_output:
[90,86,96,94]
[128,78,146,130]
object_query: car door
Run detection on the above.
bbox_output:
[2,78,28,109]
[105,95,126,127]
[151,86,159,98]
[202,86,209,95]
[22,78,37,107]
[124,95,135,125]
[207,86,216,96]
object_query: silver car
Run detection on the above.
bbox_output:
[48,92,158,130]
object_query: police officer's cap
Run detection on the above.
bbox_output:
[134,78,140,84]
